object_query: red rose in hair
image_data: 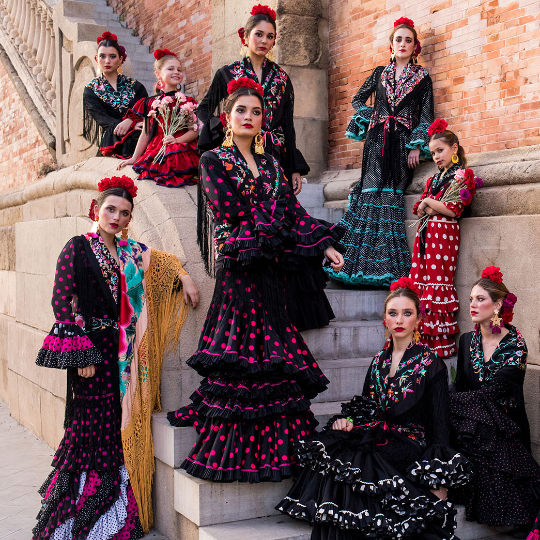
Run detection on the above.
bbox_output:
[428,118,448,137]
[97,31,118,44]
[118,45,127,62]
[390,276,421,297]
[481,266,504,284]
[98,175,138,199]
[238,27,246,46]
[154,48,177,61]
[251,4,276,21]
[220,112,228,127]
[88,199,98,220]
[227,77,264,97]
[394,17,414,28]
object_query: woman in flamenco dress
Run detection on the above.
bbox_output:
[328,17,434,287]
[195,4,335,331]
[167,78,345,482]
[32,176,200,539]
[117,49,200,187]
[83,32,148,159]
[410,118,478,357]
[277,277,471,540]
[449,267,540,538]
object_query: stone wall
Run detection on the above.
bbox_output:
[106,0,213,100]
[327,0,540,170]
[0,60,55,189]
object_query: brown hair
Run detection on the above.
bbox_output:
[97,39,123,58]
[430,130,468,168]
[96,187,134,212]
[223,86,265,114]
[153,55,182,94]
[242,13,277,44]
[384,287,422,317]
[389,23,418,46]
[472,277,509,306]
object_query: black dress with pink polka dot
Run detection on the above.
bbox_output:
[33,234,143,540]
[167,144,344,482]
[450,328,540,526]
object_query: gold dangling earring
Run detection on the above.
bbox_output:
[223,123,234,147]
[490,309,502,334]
[451,153,459,164]
[254,132,264,154]
[121,225,129,241]
[118,65,123,75]
[413,326,421,343]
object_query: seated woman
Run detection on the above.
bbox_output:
[450,266,540,538]
[117,48,200,187]
[277,277,471,540]
[83,31,148,158]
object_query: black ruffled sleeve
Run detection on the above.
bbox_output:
[406,359,471,488]
[406,74,434,160]
[281,78,309,176]
[196,69,228,151]
[35,238,103,369]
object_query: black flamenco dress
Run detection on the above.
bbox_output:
[450,327,540,526]
[32,235,143,540]
[83,74,148,158]
[167,144,344,482]
[277,341,471,540]
[328,62,434,287]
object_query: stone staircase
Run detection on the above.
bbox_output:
[151,183,509,540]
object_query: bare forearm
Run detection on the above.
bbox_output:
[176,130,198,143]
[424,199,457,218]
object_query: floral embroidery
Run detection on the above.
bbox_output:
[369,342,434,409]
[428,163,460,195]
[86,233,119,302]
[470,326,527,383]
[85,74,136,111]
[380,63,428,109]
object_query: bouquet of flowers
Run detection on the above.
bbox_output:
[411,168,483,232]
[148,92,198,164]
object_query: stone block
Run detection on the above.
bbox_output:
[152,412,198,469]
[301,206,344,223]
[0,270,16,317]
[277,14,319,67]
[293,117,328,177]
[301,320,385,360]
[174,469,292,526]
[324,289,387,321]
[296,183,324,207]
[313,357,371,403]
[277,0,322,18]
[322,173,360,201]
[16,273,55,332]
[524,365,540,455]
[155,219,188,262]
[0,205,23,228]
[281,67,328,121]
[17,376,43,440]
[40,390,65,449]
[7,370,20,422]
[0,226,15,271]
[157,186,198,220]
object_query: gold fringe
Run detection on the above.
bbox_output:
[121,250,189,533]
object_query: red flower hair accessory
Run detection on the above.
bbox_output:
[481,266,504,284]
[251,4,276,21]
[501,292,517,325]
[118,45,127,62]
[154,48,177,61]
[97,31,118,44]
[88,199,98,220]
[428,118,449,137]
[238,27,247,46]
[390,276,421,297]
[414,41,422,57]
[98,175,138,199]
[227,77,264,97]
[394,17,414,28]
[220,112,228,127]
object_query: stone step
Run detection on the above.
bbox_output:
[296,183,324,207]
[303,206,344,224]
[313,357,371,403]
[325,288,387,321]
[301,320,385,360]
[310,401,342,426]
[174,469,292,527]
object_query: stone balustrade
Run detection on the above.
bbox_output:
[0,0,56,126]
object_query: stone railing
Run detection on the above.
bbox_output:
[0,0,56,133]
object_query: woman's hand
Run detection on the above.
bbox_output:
[291,173,303,195]
[332,418,353,431]
[134,121,144,131]
[325,247,344,272]
[114,119,133,136]
[78,365,96,378]
[162,134,176,145]
[425,207,438,216]
[408,148,421,169]
[180,274,200,308]
[117,157,135,170]
[430,486,448,500]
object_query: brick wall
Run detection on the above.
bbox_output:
[107,0,213,101]
[328,0,540,170]
[0,62,55,190]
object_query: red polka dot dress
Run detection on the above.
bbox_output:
[410,164,470,357]
[167,145,344,482]
[32,235,143,540]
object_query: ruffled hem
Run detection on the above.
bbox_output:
[421,312,459,336]
[407,446,472,488]
[36,323,104,369]
[421,333,457,358]
[326,268,396,287]
[415,283,459,313]
[345,105,373,142]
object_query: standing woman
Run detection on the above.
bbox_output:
[167,79,345,482]
[450,267,540,536]
[277,278,471,540]
[83,32,148,159]
[32,176,199,539]
[329,17,434,287]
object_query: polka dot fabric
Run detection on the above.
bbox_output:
[168,265,329,482]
